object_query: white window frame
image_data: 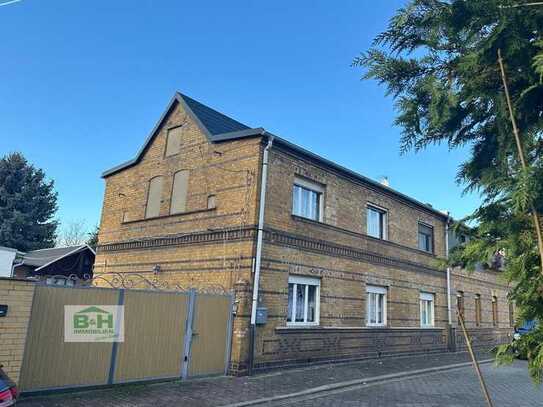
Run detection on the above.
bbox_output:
[287,275,320,326]
[367,204,388,240]
[292,177,324,222]
[366,285,387,327]
[420,292,435,327]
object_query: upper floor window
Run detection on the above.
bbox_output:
[170,170,189,214]
[366,285,387,327]
[420,292,434,327]
[287,275,320,326]
[145,176,163,219]
[367,205,387,240]
[292,177,324,222]
[418,223,434,253]
[165,126,182,157]
[492,296,498,326]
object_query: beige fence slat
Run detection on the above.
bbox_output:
[188,294,231,377]
[113,290,188,382]
[19,286,118,391]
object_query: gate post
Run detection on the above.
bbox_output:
[107,288,125,384]
[180,289,196,379]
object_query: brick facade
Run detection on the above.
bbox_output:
[96,93,512,374]
[0,278,35,384]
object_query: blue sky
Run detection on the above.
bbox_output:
[0,0,480,232]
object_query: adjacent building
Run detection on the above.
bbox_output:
[96,92,512,374]
[12,245,96,285]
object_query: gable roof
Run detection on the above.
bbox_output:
[181,93,250,135]
[102,92,448,220]
[17,245,96,271]
[102,92,253,178]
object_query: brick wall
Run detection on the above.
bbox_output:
[0,278,35,384]
[97,100,263,246]
[250,146,511,369]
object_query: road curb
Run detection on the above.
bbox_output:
[223,359,494,407]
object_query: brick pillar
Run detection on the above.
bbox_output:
[228,279,252,375]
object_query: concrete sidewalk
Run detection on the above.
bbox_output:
[19,351,494,407]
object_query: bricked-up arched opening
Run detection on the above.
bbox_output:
[145,176,163,218]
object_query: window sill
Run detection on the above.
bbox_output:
[122,207,217,225]
[276,326,444,334]
[286,322,320,328]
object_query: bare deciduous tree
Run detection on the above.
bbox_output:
[56,219,88,247]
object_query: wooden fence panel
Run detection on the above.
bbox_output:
[19,286,118,391]
[113,290,188,383]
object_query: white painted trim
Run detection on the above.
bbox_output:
[292,177,325,222]
[420,292,434,301]
[366,204,388,240]
[288,275,320,286]
[293,177,324,193]
[366,285,387,295]
[34,245,95,272]
[420,292,435,327]
[366,285,387,327]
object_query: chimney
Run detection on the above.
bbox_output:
[380,176,390,187]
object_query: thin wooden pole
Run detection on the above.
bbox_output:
[457,310,494,407]
[497,48,543,275]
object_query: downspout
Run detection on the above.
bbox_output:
[445,212,452,326]
[249,135,273,374]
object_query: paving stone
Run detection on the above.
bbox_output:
[18,351,505,407]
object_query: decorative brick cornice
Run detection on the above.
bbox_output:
[264,228,444,276]
[97,226,257,253]
[97,225,444,276]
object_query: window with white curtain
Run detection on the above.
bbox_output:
[367,205,387,239]
[287,275,320,326]
[292,178,324,221]
[420,292,434,327]
[366,285,387,326]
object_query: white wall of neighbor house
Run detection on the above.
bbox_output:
[0,247,18,277]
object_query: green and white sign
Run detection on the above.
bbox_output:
[64,305,124,342]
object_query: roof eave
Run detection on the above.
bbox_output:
[271,136,448,220]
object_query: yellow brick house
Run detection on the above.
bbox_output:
[96,92,513,374]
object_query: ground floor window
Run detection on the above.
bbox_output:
[366,285,387,326]
[287,275,320,326]
[420,292,434,327]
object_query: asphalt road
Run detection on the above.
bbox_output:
[282,360,542,407]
